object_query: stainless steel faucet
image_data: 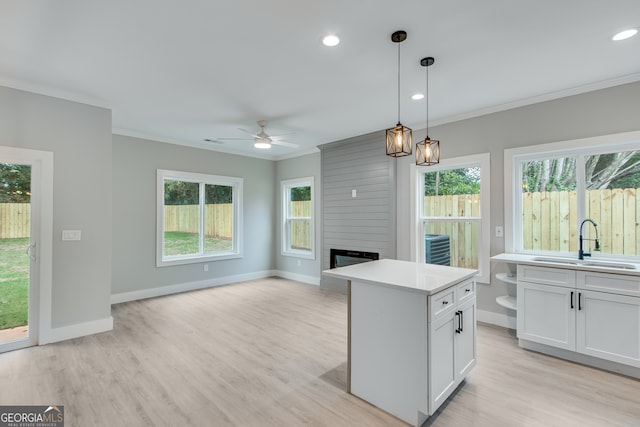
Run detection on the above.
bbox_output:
[578,219,600,260]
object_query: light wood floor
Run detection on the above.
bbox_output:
[1,278,639,427]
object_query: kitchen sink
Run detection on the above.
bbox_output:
[532,256,636,270]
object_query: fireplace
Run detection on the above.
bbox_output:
[330,249,379,269]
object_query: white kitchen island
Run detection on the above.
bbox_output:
[323,259,477,426]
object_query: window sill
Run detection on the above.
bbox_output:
[157,252,242,267]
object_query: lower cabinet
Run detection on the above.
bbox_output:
[517,281,576,350]
[517,265,640,369]
[577,290,640,367]
[429,288,476,413]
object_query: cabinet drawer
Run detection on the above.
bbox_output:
[430,287,456,321]
[578,271,640,297]
[457,279,475,303]
[518,264,576,287]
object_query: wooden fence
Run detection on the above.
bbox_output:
[3,189,639,257]
[289,201,311,250]
[164,204,233,239]
[424,194,480,269]
[523,188,640,255]
[0,203,30,238]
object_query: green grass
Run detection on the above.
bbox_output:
[163,232,232,257]
[0,237,29,330]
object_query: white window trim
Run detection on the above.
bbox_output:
[504,130,640,256]
[281,177,315,260]
[156,169,243,267]
[410,153,491,283]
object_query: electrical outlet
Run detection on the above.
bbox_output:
[351,189,357,198]
[297,259,301,267]
[204,264,208,272]
[495,226,504,238]
[62,230,81,241]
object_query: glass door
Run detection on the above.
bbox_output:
[0,162,33,349]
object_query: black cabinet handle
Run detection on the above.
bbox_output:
[578,292,583,311]
[571,291,574,309]
[459,310,464,333]
[455,311,461,334]
[442,300,449,305]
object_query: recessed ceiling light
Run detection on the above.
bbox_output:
[411,93,425,100]
[322,34,340,47]
[612,28,638,41]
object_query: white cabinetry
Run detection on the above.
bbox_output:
[350,276,476,426]
[577,289,640,366]
[517,265,640,369]
[429,280,476,412]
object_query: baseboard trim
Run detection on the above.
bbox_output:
[477,309,516,330]
[111,270,279,305]
[519,339,640,379]
[273,270,320,286]
[41,316,114,345]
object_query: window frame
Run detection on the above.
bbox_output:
[156,169,243,267]
[281,177,315,259]
[504,130,640,258]
[410,153,491,283]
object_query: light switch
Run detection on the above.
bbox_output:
[62,230,82,241]
[495,226,504,238]
[352,189,357,198]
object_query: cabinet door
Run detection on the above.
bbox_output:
[429,311,456,414]
[455,298,476,380]
[517,281,576,350]
[576,290,640,367]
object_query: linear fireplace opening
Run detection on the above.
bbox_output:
[330,249,379,269]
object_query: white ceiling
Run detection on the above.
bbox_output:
[1,1,639,160]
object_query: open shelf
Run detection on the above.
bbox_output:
[496,295,517,311]
[495,272,517,285]
[495,273,517,311]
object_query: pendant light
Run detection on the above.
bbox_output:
[385,30,412,157]
[415,57,440,166]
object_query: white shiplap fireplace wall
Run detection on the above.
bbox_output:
[319,132,397,291]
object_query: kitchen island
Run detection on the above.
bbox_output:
[323,259,477,426]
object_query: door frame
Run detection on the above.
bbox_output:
[0,145,53,352]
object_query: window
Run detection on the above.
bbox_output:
[411,154,490,283]
[506,131,640,259]
[157,169,242,266]
[281,177,314,259]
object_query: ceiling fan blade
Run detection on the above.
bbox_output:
[238,128,261,139]
[269,132,296,140]
[271,140,299,148]
[204,138,225,144]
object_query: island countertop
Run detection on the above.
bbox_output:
[322,258,477,295]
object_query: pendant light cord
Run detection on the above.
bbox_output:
[397,42,401,123]
[425,63,429,136]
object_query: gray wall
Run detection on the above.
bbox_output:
[0,85,112,328]
[396,80,640,319]
[111,134,276,296]
[275,152,322,283]
[319,132,397,289]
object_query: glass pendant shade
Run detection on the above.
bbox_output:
[416,137,440,166]
[386,122,412,157]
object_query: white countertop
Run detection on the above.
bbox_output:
[491,253,640,276]
[322,259,477,295]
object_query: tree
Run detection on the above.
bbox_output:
[424,168,480,196]
[290,186,311,201]
[0,163,31,203]
[522,151,640,192]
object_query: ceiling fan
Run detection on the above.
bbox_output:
[206,120,299,149]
